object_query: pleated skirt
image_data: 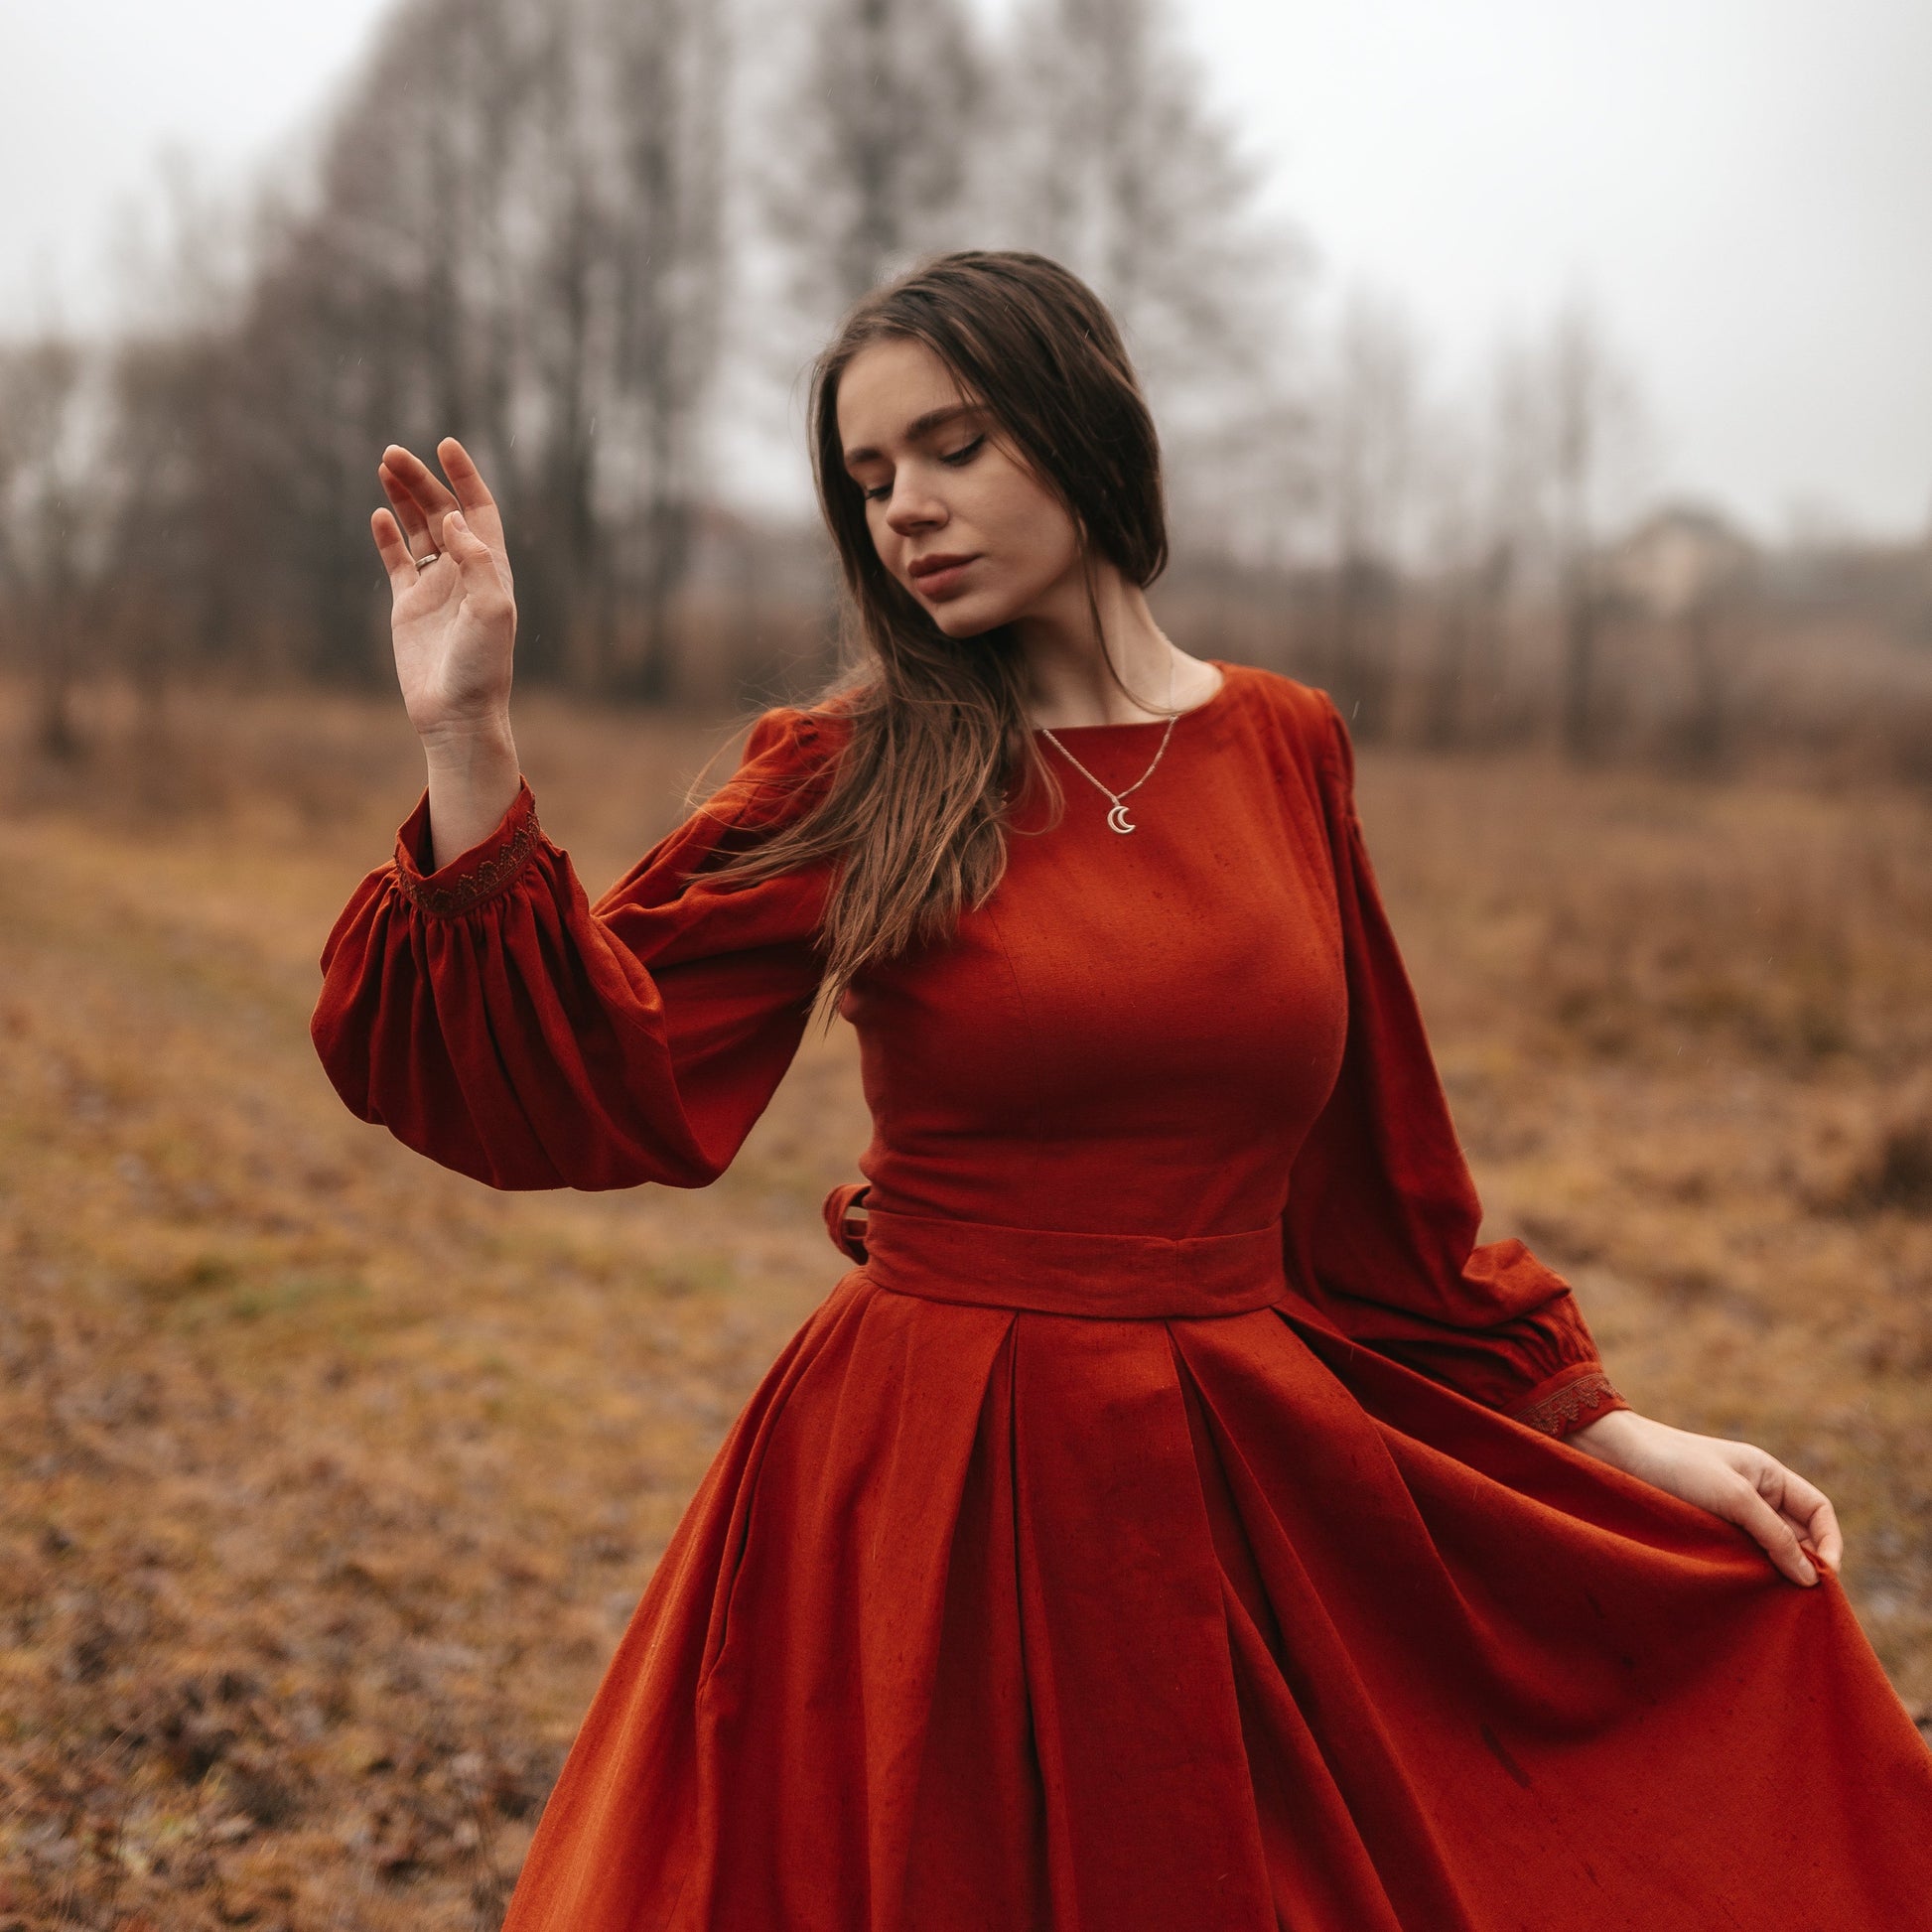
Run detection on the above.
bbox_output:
[500,1206,1932,1931]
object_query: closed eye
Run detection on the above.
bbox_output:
[858,434,985,503]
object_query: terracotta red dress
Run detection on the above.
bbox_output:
[314,663,1932,1930]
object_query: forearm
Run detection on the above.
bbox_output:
[422,717,521,870]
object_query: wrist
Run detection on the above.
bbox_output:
[1567,1407,1648,1462]
[418,720,523,874]
[421,715,513,750]
[420,715,517,767]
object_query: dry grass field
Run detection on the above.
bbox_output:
[2,679,1929,1929]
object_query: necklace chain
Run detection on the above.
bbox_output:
[1036,652,1179,835]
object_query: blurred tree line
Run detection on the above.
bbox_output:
[2,0,1929,771]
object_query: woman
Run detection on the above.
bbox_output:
[315,252,1931,1929]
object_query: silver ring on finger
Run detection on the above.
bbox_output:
[412,550,441,570]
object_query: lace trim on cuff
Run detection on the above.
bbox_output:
[395,795,542,917]
[1511,1368,1625,1439]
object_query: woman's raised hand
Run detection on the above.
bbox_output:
[372,438,524,869]
[371,438,517,745]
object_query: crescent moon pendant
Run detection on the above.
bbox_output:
[1107,802,1136,834]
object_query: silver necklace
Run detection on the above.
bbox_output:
[1036,652,1178,835]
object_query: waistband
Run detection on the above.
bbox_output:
[823,1184,1287,1321]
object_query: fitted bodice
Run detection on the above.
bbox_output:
[844,685,1348,1239]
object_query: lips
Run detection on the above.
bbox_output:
[908,553,979,601]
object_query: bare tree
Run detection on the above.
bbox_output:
[1543,302,1642,759]
[0,339,108,759]
[108,331,229,706]
[994,0,1272,362]
[1417,431,1513,751]
[1413,345,1558,750]
[987,0,1305,548]
[509,0,611,686]
[603,0,730,696]
[772,0,985,317]
[1311,291,1421,740]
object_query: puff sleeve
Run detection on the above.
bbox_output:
[311,706,842,1191]
[1279,696,1628,1438]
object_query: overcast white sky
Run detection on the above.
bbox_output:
[3,0,1928,539]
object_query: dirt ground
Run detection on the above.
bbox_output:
[3,683,1928,1928]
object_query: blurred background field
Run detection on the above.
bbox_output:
[4,0,1932,1923]
[2,677,1929,1928]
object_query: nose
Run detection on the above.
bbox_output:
[885,480,946,537]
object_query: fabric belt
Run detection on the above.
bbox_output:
[821,1183,1287,1321]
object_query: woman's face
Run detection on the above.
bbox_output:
[835,335,1083,638]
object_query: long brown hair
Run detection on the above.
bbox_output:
[717,250,1169,1009]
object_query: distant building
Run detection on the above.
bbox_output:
[1602,504,1756,621]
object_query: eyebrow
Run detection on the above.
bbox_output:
[842,402,986,471]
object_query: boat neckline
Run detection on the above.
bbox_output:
[1027,658,1237,734]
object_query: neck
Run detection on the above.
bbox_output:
[1012,562,1175,729]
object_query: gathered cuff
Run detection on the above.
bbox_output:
[1508,1363,1629,1439]
[393,780,543,917]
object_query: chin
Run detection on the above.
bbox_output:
[929,604,1006,639]
[919,591,1019,639]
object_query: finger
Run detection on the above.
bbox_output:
[382,443,460,520]
[1778,1501,1839,1576]
[442,499,512,597]
[379,461,437,552]
[1803,1499,1844,1576]
[371,508,419,589]
[442,510,514,626]
[438,437,498,514]
[1725,1479,1818,1586]
[378,465,436,554]
[1758,1460,1841,1579]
